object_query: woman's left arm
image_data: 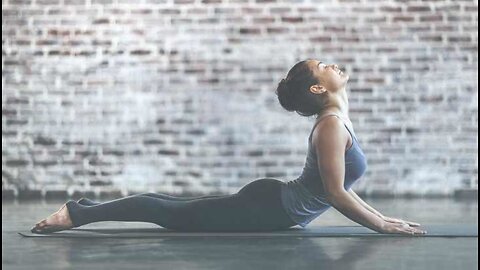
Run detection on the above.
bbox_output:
[348,189,421,227]
[347,189,384,218]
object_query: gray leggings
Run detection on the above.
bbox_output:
[66,178,298,232]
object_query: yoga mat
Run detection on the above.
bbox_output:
[18,224,477,238]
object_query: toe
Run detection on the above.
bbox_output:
[31,226,43,233]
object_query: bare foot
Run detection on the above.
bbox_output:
[31,203,74,233]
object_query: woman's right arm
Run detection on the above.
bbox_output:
[313,117,425,235]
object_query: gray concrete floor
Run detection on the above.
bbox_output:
[3,198,478,270]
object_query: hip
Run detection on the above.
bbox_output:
[237,178,297,227]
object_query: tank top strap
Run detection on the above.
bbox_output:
[342,121,357,143]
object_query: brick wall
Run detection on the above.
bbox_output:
[2,0,478,200]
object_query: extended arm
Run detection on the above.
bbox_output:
[312,116,424,235]
[347,188,422,227]
[313,117,386,233]
[347,188,384,218]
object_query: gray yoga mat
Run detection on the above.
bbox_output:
[18,224,477,238]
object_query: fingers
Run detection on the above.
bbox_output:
[384,217,405,223]
[397,220,421,227]
[396,224,427,236]
[397,219,421,227]
[405,221,421,227]
[385,217,421,227]
[382,222,427,235]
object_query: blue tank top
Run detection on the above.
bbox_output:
[280,114,368,227]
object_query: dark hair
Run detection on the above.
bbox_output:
[275,60,328,117]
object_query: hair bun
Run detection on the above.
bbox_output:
[276,59,324,117]
[275,77,297,112]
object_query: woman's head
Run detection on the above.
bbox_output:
[275,59,349,117]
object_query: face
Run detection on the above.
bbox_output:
[308,60,349,94]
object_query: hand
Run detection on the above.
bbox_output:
[379,222,427,236]
[381,216,421,227]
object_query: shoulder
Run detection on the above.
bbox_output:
[311,116,349,150]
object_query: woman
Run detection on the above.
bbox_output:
[31,59,426,235]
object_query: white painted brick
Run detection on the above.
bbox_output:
[2,0,477,197]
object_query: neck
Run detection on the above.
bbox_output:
[318,87,350,119]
